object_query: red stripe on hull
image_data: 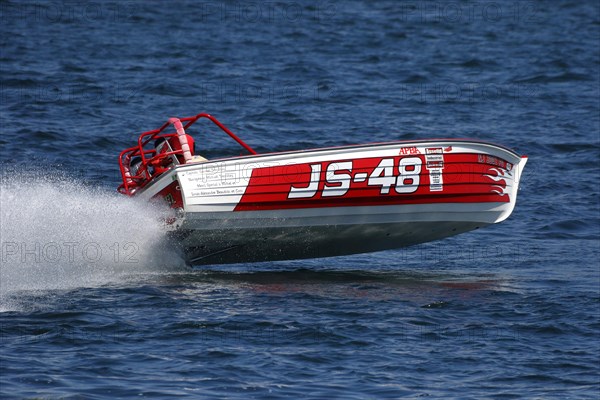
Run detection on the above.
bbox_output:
[235,153,512,211]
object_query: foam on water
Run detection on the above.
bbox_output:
[0,169,186,310]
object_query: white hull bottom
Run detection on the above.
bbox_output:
[170,203,506,265]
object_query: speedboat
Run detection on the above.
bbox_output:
[118,113,527,265]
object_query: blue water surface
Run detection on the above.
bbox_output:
[1,1,599,398]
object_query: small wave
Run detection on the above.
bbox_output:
[402,74,429,84]
[547,142,600,153]
[385,31,407,40]
[536,218,600,240]
[513,72,592,84]
[461,58,489,68]
[1,77,41,88]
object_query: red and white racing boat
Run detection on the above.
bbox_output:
[118,113,527,265]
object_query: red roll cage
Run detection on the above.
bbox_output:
[117,113,256,196]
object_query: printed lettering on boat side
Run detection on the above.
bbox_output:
[399,146,421,155]
[425,148,444,191]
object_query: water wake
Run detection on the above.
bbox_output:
[0,170,186,310]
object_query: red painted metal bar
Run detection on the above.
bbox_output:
[118,113,257,195]
[184,113,257,155]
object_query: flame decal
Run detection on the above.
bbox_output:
[484,167,511,196]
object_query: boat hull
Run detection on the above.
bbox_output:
[134,139,527,265]
[170,204,498,264]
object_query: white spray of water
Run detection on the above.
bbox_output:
[0,171,187,309]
